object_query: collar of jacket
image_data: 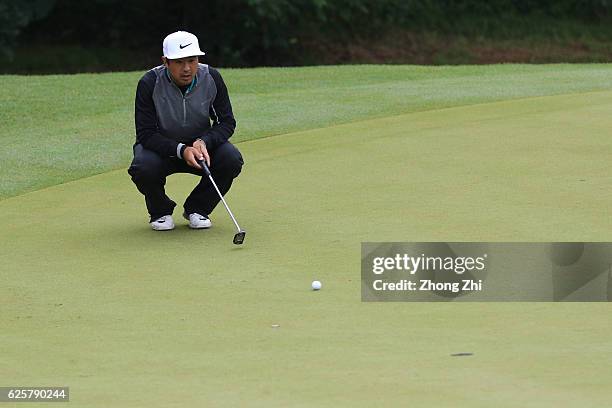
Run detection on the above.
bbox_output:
[164,67,197,94]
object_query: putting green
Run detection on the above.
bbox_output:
[2,90,612,407]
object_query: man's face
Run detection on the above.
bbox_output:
[163,56,199,86]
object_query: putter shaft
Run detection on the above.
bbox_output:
[197,159,243,233]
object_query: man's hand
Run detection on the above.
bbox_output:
[193,139,210,167]
[183,146,205,169]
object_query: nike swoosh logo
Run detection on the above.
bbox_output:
[179,43,192,49]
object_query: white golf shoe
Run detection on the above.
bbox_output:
[184,212,212,229]
[150,215,175,231]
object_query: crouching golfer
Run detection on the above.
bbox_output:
[128,31,243,231]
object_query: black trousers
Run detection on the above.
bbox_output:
[128,142,243,222]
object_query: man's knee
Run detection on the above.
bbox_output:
[229,146,244,177]
[214,143,244,177]
[128,144,165,183]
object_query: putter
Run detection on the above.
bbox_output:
[197,159,246,245]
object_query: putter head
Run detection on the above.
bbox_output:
[233,230,246,245]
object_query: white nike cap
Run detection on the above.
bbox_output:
[162,31,205,60]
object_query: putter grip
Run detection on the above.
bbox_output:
[197,159,211,176]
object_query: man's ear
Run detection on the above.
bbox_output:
[161,56,168,67]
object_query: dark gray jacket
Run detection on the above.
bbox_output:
[134,64,236,158]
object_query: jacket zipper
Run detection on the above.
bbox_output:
[172,75,195,126]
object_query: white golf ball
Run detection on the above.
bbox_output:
[312,280,322,291]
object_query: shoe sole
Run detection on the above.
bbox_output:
[151,225,175,231]
[151,221,175,231]
[188,222,212,229]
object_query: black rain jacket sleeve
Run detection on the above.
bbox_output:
[134,70,179,158]
[202,68,236,150]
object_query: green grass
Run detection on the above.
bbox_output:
[4,64,612,199]
[1,65,612,407]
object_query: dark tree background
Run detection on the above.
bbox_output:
[2,0,612,73]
